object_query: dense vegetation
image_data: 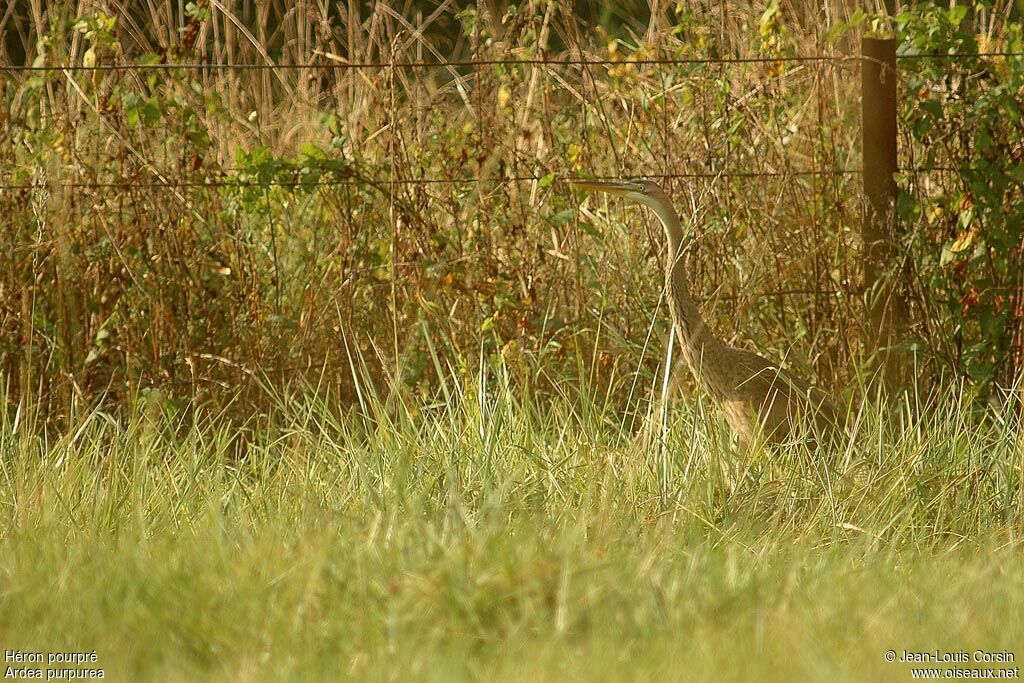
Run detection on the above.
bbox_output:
[2,1,1021,422]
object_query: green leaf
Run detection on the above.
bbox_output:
[976,129,993,154]
[920,99,943,120]
[980,306,1006,338]
[896,191,920,220]
[550,209,574,226]
[939,244,957,267]
[299,142,326,160]
[957,207,975,231]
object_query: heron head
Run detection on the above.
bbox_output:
[570,176,684,248]
[569,178,668,207]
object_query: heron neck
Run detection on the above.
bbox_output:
[647,199,720,363]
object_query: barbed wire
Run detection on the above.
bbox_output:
[0,169,865,192]
[0,51,1020,73]
[0,166,994,192]
[896,51,1024,60]
[0,56,840,72]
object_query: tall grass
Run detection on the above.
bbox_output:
[0,369,1021,680]
[5,2,1021,420]
[2,1,880,420]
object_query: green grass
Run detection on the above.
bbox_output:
[1,378,1022,681]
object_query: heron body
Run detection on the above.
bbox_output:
[571,179,843,447]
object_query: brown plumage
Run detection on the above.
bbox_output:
[571,178,844,447]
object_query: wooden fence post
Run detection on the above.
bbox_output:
[861,36,906,393]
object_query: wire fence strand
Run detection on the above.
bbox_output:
[0,51,1021,73]
[0,170,864,191]
[0,166,1007,192]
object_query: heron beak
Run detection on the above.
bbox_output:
[569,179,636,196]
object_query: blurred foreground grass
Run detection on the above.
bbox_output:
[1,376,1022,681]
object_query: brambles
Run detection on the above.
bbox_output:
[894,5,1024,392]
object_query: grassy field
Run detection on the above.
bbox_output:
[2,2,1024,681]
[2,377,1022,681]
